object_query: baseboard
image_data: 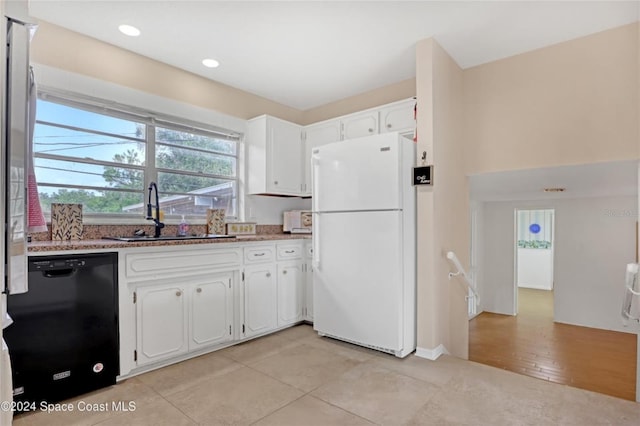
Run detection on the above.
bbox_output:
[468,309,483,320]
[415,344,449,360]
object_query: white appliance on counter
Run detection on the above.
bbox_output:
[311,132,416,358]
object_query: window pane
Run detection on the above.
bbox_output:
[35,158,144,191]
[34,97,238,218]
[156,127,236,155]
[38,186,144,214]
[155,173,236,217]
[156,144,236,177]
[37,100,145,139]
[34,122,145,165]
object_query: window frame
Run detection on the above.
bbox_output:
[34,90,242,223]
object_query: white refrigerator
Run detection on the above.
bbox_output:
[311,132,416,358]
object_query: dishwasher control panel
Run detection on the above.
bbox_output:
[30,258,86,270]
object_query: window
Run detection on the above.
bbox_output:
[33,94,240,219]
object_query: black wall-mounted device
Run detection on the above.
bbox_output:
[413,165,433,186]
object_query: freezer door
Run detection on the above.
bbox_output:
[312,133,403,212]
[313,210,403,352]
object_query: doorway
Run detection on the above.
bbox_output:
[515,209,554,314]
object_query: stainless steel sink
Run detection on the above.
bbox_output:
[102,234,236,242]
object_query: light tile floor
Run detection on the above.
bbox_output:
[13,324,640,425]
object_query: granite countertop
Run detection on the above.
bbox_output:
[28,234,312,253]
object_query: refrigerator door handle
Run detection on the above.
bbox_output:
[311,155,320,213]
[311,155,321,270]
[312,213,320,270]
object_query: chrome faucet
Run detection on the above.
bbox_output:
[146,182,165,238]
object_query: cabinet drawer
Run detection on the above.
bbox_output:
[277,244,302,260]
[126,248,241,279]
[244,245,275,263]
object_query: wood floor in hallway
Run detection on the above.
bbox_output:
[469,288,637,401]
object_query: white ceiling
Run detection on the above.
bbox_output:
[469,161,638,202]
[29,1,639,110]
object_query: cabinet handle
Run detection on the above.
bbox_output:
[196,288,202,293]
[283,270,287,275]
[176,291,182,297]
[285,250,294,254]
[266,272,271,277]
[368,128,374,133]
[387,124,392,128]
[274,181,278,185]
[254,252,265,257]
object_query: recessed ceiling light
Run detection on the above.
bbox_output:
[543,187,566,192]
[202,58,220,68]
[118,24,141,37]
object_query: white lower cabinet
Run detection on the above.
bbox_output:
[135,273,235,367]
[123,241,310,374]
[277,261,304,326]
[243,263,278,338]
[136,283,189,366]
[190,272,234,350]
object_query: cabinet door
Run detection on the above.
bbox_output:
[303,120,341,196]
[190,273,234,350]
[277,261,304,326]
[136,284,188,366]
[341,110,378,140]
[244,264,277,338]
[267,118,303,195]
[379,99,415,135]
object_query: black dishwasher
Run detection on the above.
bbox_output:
[4,252,119,405]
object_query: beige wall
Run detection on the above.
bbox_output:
[31,21,303,123]
[464,23,639,174]
[432,43,469,359]
[415,39,468,358]
[415,39,439,353]
[301,78,416,125]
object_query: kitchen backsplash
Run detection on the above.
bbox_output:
[30,224,285,241]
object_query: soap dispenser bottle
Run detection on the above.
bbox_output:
[178,215,189,237]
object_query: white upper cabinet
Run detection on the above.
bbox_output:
[379,99,416,135]
[302,119,341,196]
[246,115,304,196]
[341,110,378,140]
[246,98,415,197]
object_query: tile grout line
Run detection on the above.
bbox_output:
[247,393,309,426]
